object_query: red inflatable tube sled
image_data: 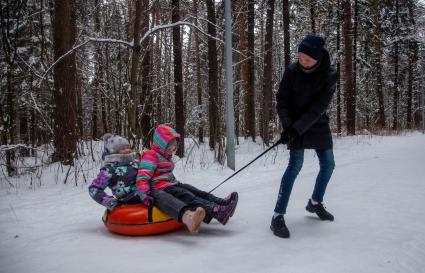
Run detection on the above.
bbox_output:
[103,204,184,236]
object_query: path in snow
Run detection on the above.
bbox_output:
[0,133,424,273]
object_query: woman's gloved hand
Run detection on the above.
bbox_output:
[279,128,299,144]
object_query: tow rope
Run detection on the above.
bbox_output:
[208,140,282,193]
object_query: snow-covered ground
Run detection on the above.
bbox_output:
[1,133,424,273]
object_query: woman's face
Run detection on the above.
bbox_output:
[298,52,318,69]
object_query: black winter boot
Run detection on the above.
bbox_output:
[306,199,334,221]
[270,215,290,238]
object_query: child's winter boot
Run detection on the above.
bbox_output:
[182,207,206,233]
[221,192,238,207]
[213,198,238,225]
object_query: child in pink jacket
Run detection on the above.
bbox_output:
[137,125,238,229]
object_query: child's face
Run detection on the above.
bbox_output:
[119,145,132,154]
[165,144,177,155]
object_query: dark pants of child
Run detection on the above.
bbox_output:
[163,182,224,223]
[124,189,189,222]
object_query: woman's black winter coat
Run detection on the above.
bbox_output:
[276,49,337,150]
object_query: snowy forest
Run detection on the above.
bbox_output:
[1,0,425,176]
[2,1,425,273]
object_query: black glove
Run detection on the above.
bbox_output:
[279,128,299,144]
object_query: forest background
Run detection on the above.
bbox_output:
[1,0,425,182]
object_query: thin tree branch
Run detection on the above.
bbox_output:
[40,38,132,82]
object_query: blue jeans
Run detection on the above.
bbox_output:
[274,149,335,214]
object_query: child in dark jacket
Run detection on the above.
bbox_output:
[136,125,238,227]
[89,133,206,233]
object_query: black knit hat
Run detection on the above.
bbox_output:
[298,34,326,61]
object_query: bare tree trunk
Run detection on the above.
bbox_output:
[100,64,108,136]
[76,59,84,138]
[92,88,99,139]
[92,0,102,139]
[100,94,108,135]
[336,0,342,135]
[95,1,108,136]
[19,101,29,157]
[364,39,370,129]
[1,1,17,175]
[35,0,46,152]
[413,64,422,128]
[310,0,316,34]
[128,0,143,144]
[166,37,173,123]
[206,0,219,150]
[259,2,265,136]
[116,48,123,134]
[52,0,77,164]
[103,42,111,135]
[153,5,163,125]
[193,0,204,143]
[353,0,358,123]
[171,0,185,157]
[238,0,249,140]
[370,0,386,129]
[127,0,135,40]
[343,0,355,135]
[140,0,152,146]
[392,0,400,131]
[4,57,16,175]
[283,0,291,67]
[406,41,416,129]
[407,1,419,129]
[246,0,256,141]
[261,0,275,145]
